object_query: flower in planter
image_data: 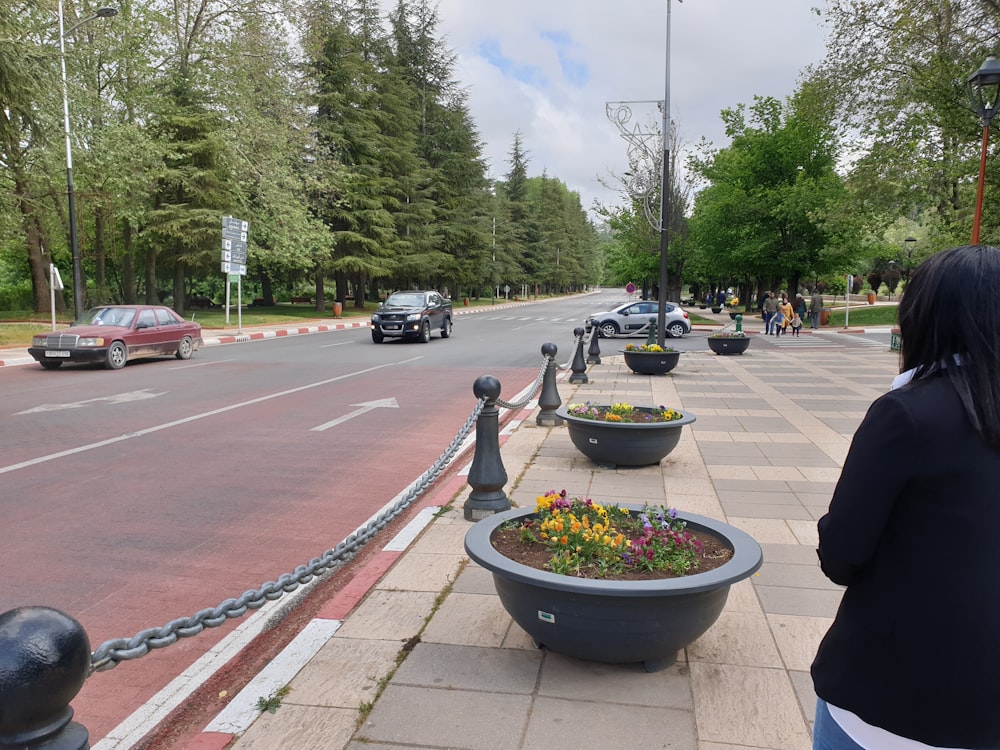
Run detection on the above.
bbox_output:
[511,491,703,577]
[709,331,747,338]
[566,401,683,423]
[624,343,675,353]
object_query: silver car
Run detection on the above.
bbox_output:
[585,300,691,339]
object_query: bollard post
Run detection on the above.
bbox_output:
[465,375,511,521]
[735,314,743,334]
[646,317,657,346]
[568,327,589,384]
[0,607,91,750]
[536,343,563,426]
[586,326,601,364]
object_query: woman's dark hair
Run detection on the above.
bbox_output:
[898,244,1000,448]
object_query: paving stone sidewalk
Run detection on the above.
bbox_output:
[218,343,898,750]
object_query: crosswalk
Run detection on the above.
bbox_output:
[759,331,889,350]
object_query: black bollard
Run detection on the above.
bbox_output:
[0,607,91,750]
[568,327,589,384]
[536,343,563,426]
[646,317,657,346]
[586,326,601,365]
[465,375,511,521]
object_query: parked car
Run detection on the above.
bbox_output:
[371,291,453,343]
[28,305,203,370]
[585,300,690,339]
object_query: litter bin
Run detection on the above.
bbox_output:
[890,327,900,352]
[332,301,343,317]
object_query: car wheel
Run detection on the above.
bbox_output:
[105,341,127,370]
[440,318,452,338]
[666,322,687,338]
[599,321,620,338]
[175,336,194,360]
[372,329,384,343]
[39,360,62,370]
[418,320,431,343]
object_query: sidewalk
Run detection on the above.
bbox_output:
[182,341,899,750]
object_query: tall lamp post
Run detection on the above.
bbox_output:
[655,0,678,348]
[967,56,1000,245]
[58,2,118,319]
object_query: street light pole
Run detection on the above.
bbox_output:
[967,56,1000,245]
[58,1,118,319]
[655,0,677,348]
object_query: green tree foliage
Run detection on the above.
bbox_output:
[687,89,854,298]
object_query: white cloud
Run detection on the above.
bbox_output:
[392,1,829,217]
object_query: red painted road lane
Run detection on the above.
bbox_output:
[0,358,537,743]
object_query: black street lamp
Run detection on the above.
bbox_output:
[967,56,1000,245]
[58,2,118,319]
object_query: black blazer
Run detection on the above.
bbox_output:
[811,373,1000,748]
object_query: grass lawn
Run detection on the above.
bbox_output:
[825,304,898,328]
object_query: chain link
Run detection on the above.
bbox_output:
[555,332,582,370]
[495,355,549,410]
[89,398,486,675]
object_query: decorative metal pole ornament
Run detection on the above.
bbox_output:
[968,55,1000,244]
[607,0,678,347]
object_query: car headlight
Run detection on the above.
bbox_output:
[371,314,380,323]
[77,338,103,347]
[406,313,421,321]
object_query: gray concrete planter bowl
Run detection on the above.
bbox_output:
[621,349,681,375]
[555,405,696,467]
[707,336,751,355]
[464,506,763,671]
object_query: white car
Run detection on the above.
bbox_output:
[585,300,691,339]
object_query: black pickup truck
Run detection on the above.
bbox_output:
[370,291,453,343]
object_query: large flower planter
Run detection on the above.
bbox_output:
[622,349,680,375]
[465,505,764,671]
[555,406,695,466]
[707,336,751,355]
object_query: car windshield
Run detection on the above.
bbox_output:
[77,307,136,327]
[385,293,425,307]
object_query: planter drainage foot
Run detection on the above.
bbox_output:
[642,654,677,673]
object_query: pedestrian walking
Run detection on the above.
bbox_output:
[762,292,778,334]
[811,245,1000,749]
[809,290,823,329]
[790,313,802,336]
[774,297,793,336]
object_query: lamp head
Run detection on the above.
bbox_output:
[903,236,916,251]
[968,56,1000,126]
[96,7,119,17]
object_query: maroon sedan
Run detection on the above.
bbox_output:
[29,305,203,370]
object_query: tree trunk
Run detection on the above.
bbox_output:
[14,171,59,314]
[314,266,325,309]
[95,211,108,303]
[145,245,158,304]
[122,223,137,303]
[173,261,186,316]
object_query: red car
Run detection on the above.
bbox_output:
[29,305,203,370]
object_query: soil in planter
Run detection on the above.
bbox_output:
[491,525,734,581]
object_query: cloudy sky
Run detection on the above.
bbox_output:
[405,0,831,218]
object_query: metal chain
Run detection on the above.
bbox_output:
[495,356,549,410]
[555,332,582,370]
[89,397,487,675]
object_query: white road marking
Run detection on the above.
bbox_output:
[311,397,399,431]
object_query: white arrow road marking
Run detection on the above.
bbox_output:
[311,397,399,432]
[16,389,166,414]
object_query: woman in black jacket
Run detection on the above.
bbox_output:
[811,245,1000,749]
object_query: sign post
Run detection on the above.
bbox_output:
[845,274,853,328]
[49,264,64,331]
[221,216,248,333]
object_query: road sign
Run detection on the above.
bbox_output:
[221,261,247,275]
[626,282,637,294]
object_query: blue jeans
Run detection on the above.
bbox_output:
[813,700,865,750]
[763,311,774,333]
